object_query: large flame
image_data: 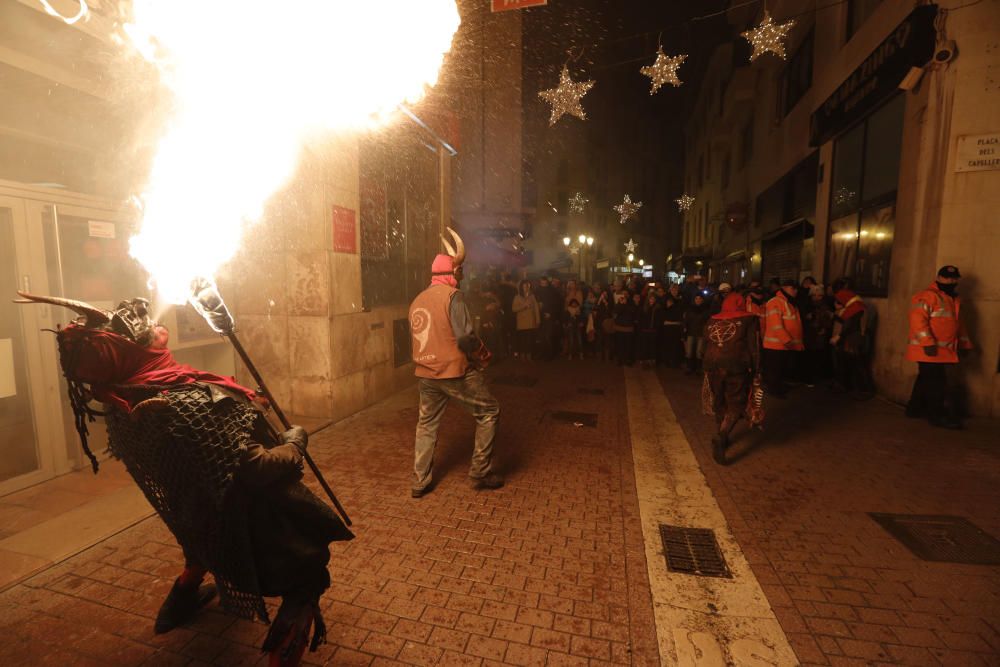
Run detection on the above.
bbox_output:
[125,1,460,303]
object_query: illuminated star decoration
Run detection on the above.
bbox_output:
[675,194,695,212]
[741,12,797,62]
[624,238,638,254]
[569,192,589,214]
[569,245,580,255]
[539,66,595,126]
[614,194,642,224]
[640,47,687,94]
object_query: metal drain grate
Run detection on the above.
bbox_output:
[577,388,605,395]
[658,525,732,578]
[869,514,1000,565]
[491,375,538,387]
[549,411,598,427]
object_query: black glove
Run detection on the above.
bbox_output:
[923,344,937,357]
[281,426,308,455]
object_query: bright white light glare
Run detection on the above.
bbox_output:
[38,0,88,24]
[126,1,460,302]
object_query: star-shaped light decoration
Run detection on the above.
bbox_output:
[640,47,687,94]
[614,194,642,224]
[539,66,596,126]
[675,194,695,212]
[741,12,796,62]
[569,245,580,255]
[624,238,638,254]
[569,192,589,215]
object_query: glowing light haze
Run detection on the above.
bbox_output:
[125,1,461,302]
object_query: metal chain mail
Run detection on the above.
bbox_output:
[106,384,269,622]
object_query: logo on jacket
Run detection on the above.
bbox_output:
[411,308,432,353]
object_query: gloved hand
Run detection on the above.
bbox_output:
[281,426,308,455]
[923,344,938,357]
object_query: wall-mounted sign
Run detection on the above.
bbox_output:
[332,206,357,254]
[956,133,1000,172]
[88,220,116,239]
[810,5,937,147]
[491,0,546,12]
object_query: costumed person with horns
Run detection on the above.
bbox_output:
[409,227,502,498]
[702,292,764,465]
[15,292,353,667]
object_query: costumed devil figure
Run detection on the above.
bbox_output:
[408,227,502,498]
[701,292,764,465]
[15,292,354,667]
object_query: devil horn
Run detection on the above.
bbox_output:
[442,226,465,267]
[14,291,112,327]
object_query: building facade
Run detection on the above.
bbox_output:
[682,0,1000,416]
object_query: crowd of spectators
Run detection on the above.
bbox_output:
[464,272,875,398]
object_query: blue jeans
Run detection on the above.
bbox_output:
[413,369,499,492]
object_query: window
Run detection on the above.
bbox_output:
[740,119,754,167]
[826,94,904,296]
[721,151,731,189]
[778,28,814,117]
[847,0,884,41]
[360,127,442,310]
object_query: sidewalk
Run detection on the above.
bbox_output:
[656,367,1000,666]
[0,362,660,666]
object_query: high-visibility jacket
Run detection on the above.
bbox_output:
[905,283,972,363]
[763,290,804,351]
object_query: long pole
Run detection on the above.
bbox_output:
[227,331,352,526]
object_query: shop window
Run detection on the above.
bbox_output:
[778,29,814,117]
[847,0,884,41]
[825,94,904,296]
[360,129,441,310]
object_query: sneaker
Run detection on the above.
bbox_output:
[471,473,504,490]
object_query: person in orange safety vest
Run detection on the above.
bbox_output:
[762,279,804,397]
[905,265,973,429]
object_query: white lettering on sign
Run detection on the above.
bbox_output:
[956,133,1000,172]
[88,220,117,239]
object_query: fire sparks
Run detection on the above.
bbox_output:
[125,1,460,303]
[38,0,89,25]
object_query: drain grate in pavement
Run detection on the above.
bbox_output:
[577,388,605,395]
[869,514,1000,565]
[491,375,538,387]
[549,411,598,427]
[658,525,732,578]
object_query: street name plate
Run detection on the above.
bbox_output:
[955,133,1000,172]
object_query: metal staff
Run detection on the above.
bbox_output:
[190,279,352,526]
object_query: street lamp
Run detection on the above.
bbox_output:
[563,236,571,246]
[586,236,593,246]
[578,234,586,245]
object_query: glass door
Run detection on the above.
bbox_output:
[0,196,58,495]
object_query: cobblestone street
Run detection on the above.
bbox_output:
[0,360,997,666]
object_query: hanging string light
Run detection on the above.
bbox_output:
[741,11,797,62]
[614,195,642,224]
[539,65,596,126]
[675,194,695,212]
[640,47,687,94]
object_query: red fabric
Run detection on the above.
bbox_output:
[836,289,865,321]
[62,325,256,413]
[712,293,753,320]
[430,254,457,287]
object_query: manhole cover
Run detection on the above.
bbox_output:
[549,411,598,427]
[578,388,605,395]
[491,375,538,387]
[658,525,732,578]
[869,514,1000,565]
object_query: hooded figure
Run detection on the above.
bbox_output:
[701,292,763,465]
[408,228,503,497]
[15,292,353,667]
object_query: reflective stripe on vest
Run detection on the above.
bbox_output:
[909,338,955,348]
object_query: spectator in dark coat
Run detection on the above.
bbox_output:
[637,293,663,368]
[660,295,685,368]
[683,294,711,374]
[612,291,638,366]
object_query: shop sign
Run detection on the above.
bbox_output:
[955,133,1000,172]
[88,220,116,239]
[332,206,357,254]
[491,0,546,12]
[810,5,937,146]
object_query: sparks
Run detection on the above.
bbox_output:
[37,0,88,25]
[125,1,461,303]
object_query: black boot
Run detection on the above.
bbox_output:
[154,579,217,634]
[711,432,729,465]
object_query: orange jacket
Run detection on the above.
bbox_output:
[763,290,804,351]
[905,283,972,363]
